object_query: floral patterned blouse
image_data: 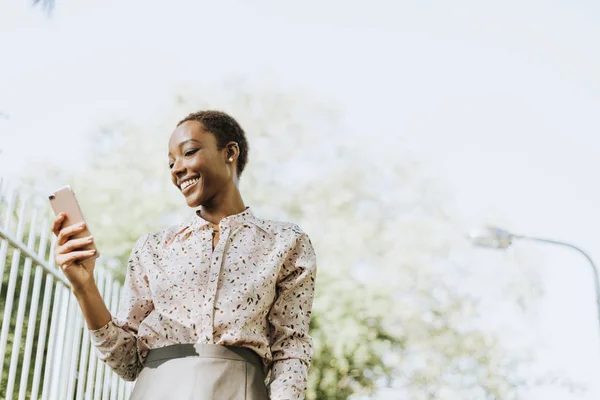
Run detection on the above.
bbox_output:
[89,208,317,399]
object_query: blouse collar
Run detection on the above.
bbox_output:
[190,206,255,230]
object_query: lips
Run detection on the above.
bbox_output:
[180,177,200,194]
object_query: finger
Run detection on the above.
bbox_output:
[57,222,87,245]
[55,252,73,269]
[51,213,66,236]
[57,236,93,254]
[59,250,96,269]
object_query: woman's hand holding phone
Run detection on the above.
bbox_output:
[48,186,111,329]
[52,212,97,295]
[51,211,112,329]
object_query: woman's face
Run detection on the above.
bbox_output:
[168,120,233,208]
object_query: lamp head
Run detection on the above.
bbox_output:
[468,226,514,249]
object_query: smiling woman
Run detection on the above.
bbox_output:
[52,110,317,400]
[168,112,248,213]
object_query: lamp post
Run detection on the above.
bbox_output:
[468,226,600,335]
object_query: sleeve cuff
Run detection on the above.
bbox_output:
[269,358,308,400]
[89,318,118,347]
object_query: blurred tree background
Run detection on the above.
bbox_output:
[0,0,596,397]
[21,81,561,399]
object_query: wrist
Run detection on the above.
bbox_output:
[71,278,98,298]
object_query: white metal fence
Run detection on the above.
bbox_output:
[0,179,134,400]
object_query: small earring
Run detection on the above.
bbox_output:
[228,157,233,162]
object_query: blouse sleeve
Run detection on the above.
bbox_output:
[267,232,317,399]
[88,234,154,381]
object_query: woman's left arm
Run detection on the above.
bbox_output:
[267,232,317,400]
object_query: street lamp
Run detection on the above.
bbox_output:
[468,226,600,335]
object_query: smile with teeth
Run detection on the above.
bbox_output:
[180,177,200,191]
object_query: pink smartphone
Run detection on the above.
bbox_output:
[48,185,99,259]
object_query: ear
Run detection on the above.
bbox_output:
[225,142,239,163]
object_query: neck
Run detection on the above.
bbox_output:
[199,185,246,225]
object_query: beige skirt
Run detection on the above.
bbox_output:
[130,344,269,400]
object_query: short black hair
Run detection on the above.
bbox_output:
[177,110,249,177]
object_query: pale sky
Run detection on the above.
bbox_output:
[1,0,599,398]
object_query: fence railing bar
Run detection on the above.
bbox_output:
[0,184,17,298]
[95,271,112,400]
[18,217,51,400]
[5,208,39,399]
[65,295,83,400]
[58,293,77,399]
[109,280,121,400]
[76,318,92,400]
[120,284,133,400]
[41,283,63,400]
[118,375,126,400]
[86,268,105,400]
[49,285,70,400]
[123,377,130,400]
[0,224,69,287]
[85,344,98,400]
[30,273,55,400]
[0,195,29,383]
[105,279,120,400]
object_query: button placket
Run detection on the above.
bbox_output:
[205,224,229,342]
[198,227,214,342]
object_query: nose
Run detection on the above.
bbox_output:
[171,158,186,179]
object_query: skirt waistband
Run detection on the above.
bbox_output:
[142,344,263,369]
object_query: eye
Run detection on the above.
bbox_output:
[184,149,198,157]
[169,162,174,169]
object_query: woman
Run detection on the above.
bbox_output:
[52,110,317,400]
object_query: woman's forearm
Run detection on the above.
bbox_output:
[73,281,112,330]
